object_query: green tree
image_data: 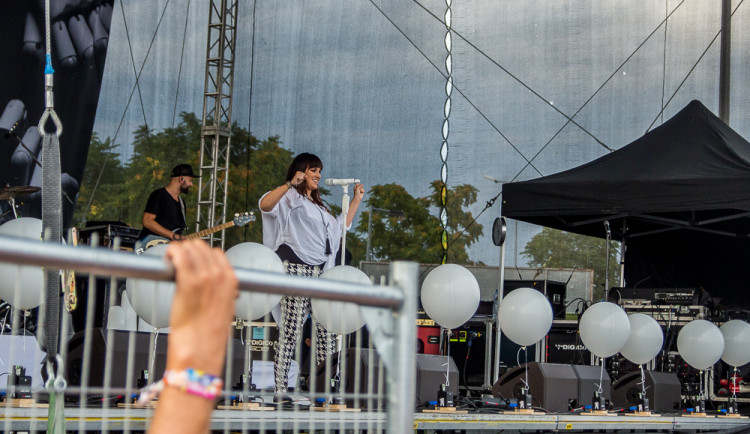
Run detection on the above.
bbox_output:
[352,181,483,265]
[75,113,294,249]
[73,132,127,225]
[521,227,620,300]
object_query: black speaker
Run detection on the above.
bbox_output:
[504,280,567,319]
[611,370,681,412]
[492,362,578,412]
[313,348,385,407]
[64,328,167,389]
[415,353,459,404]
[571,364,611,408]
[546,321,590,365]
[314,349,458,408]
[63,329,252,392]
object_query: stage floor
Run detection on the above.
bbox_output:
[1,406,749,432]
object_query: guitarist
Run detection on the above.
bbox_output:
[136,164,199,250]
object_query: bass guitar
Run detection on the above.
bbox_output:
[137,212,255,253]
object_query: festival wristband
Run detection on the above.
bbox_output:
[137,368,223,406]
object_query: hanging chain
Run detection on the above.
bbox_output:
[439,0,452,264]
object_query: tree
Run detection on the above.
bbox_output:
[521,227,620,301]
[73,132,127,225]
[352,181,483,265]
[74,113,294,250]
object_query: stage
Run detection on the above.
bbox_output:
[1,406,748,432]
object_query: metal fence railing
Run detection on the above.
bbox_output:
[0,234,417,433]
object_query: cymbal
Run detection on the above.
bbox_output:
[0,185,41,200]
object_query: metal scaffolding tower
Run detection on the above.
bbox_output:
[195,0,238,248]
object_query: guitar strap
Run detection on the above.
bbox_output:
[179,196,187,232]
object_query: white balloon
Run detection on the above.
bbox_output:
[312,266,369,335]
[225,243,284,321]
[498,287,553,346]
[677,319,724,370]
[720,320,750,367]
[420,264,480,330]
[579,302,630,358]
[0,218,44,310]
[126,244,174,329]
[620,313,663,365]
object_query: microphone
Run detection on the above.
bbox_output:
[324,178,360,186]
[4,120,20,138]
[604,220,611,237]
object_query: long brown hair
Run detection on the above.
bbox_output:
[286,152,327,209]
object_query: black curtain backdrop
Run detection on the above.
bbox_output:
[0,0,114,227]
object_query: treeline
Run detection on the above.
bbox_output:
[75,113,484,266]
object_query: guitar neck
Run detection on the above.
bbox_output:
[184,221,236,240]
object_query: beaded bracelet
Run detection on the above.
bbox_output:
[137,368,223,406]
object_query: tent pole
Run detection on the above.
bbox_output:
[620,218,627,287]
[604,221,611,301]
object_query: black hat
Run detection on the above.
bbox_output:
[171,164,200,178]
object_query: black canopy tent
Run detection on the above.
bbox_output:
[502,100,750,308]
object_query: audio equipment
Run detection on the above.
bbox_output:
[505,280,566,319]
[79,221,141,251]
[313,349,458,407]
[492,362,578,412]
[571,364,611,409]
[611,370,681,413]
[545,320,590,365]
[60,329,259,394]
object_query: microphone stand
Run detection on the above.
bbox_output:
[338,185,351,267]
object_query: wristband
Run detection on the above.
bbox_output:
[173,233,182,241]
[285,181,293,189]
[137,368,223,406]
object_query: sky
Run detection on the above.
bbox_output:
[91,0,750,266]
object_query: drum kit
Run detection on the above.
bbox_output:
[0,184,40,219]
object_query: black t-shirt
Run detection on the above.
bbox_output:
[138,188,186,239]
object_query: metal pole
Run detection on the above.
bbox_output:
[367,203,373,261]
[387,261,416,433]
[0,235,403,309]
[340,185,350,267]
[493,238,506,383]
[719,0,731,124]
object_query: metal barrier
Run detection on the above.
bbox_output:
[0,234,417,432]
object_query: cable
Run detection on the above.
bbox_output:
[645,0,746,133]
[171,0,192,128]
[412,0,609,152]
[244,0,259,242]
[367,0,541,176]
[412,0,691,262]
[85,0,177,216]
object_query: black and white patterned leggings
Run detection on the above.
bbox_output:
[274,262,337,394]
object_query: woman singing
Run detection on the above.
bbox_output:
[259,152,365,396]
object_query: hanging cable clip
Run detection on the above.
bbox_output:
[39,54,62,137]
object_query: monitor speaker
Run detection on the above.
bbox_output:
[62,329,250,391]
[492,362,578,412]
[611,370,681,413]
[314,349,458,408]
[571,364,611,408]
[64,328,167,389]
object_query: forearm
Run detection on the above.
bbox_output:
[148,388,215,434]
[346,197,362,227]
[143,215,178,240]
[259,183,291,212]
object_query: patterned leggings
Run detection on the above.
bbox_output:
[274,262,337,394]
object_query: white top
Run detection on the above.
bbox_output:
[260,189,350,270]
